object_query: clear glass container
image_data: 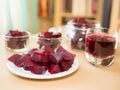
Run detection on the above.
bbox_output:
[65,18,100,50]
[37,32,62,50]
[4,31,30,52]
[85,28,118,66]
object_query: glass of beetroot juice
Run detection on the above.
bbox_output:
[85,28,118,66]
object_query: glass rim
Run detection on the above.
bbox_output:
[38,36,62,40]
[3,31,30,39]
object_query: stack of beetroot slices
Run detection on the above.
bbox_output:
[8,46,76,74]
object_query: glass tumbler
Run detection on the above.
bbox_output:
[85,28,118,66]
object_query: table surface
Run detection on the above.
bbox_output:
[0,35,120,90]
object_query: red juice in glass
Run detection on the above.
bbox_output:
[85,28,117,66]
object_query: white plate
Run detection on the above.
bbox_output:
[6,58,79,79]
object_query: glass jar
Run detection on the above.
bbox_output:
[37,32,62,50]
[65,18,100,50]
[4,30,30,52]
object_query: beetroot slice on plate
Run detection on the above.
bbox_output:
[8,54,22,63]
[48,64,60,74]
[20,54,37,67]
[56,46,75,61]
[50,51,63,64]
[59,61,72,71]
[29,65,47,74]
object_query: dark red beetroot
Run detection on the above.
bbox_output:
[73,18,95,28]
[5,30,29,49]
[50,50,63,64]
[31,50,48,63]
[59,61,71,71]
[8,46,76,74]
[8,54,22,63]
[39,32,53,38]
[56,46,75,61]
[30,66,46,74]
[20,54,36,67]
[48,64,60,74]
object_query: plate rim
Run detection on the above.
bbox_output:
[6,58,79,79]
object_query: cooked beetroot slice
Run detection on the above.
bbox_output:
[59,61,71,71]
[38,32,53,38]
[10,30,23,36]
[14,57,24,67]
[48,64,60,74]
[21,54,36,67]
[50,51,63,64]
[63,51,75,61]
[8,30,28,36]
[31,50,49,63]
[56,46,75,61]
[73,18,87,24]
[29,66,46,74]
[8,54,22,63]
[27,48,38,56]
[66,59,74,66]
[31,51,42,62]
[52,33,61,38]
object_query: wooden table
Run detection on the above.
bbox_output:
[0,35,120,90]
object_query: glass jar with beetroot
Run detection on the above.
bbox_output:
[66,18,100,50]
[37,31,62,50]
[5,30,30,52]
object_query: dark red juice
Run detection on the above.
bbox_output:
[85,34,116,58]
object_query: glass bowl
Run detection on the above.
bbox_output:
[37,32,62,50]
[4,30,30,52]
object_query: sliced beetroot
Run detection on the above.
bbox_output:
[48,64,60,74]
[50,51,63,64]
[8,54,22,63]
[8,46,76,74]
[63,51,75,61]
[20,54,36,67]
[52,33,62,38]
[29,66,46,74]
[31,50,48,63]
[38,31,61,38]
[10,30,23,36]
[14,57,24,67]
[38,32,53,38]
[31,50,42,62]
[56,46,75,61]
[66,59,74,66]
[8,30,28,36]
[59,61,71,71]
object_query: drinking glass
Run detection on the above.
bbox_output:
[85,28,118,66]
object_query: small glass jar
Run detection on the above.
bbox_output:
[65,18,100,50]
[4,30,30,52]
[37,32,62,50]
